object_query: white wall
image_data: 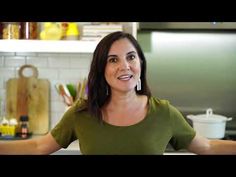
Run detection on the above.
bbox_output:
[0,52,92,129]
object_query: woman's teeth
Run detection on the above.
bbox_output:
[118,75,133,80]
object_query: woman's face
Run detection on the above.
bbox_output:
[105,38,141,94]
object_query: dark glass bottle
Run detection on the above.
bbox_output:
[19,115,29,138]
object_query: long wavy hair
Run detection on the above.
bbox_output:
[87,31,151,121]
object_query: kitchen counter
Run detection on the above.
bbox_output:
[51,141,195,155]
[0,135,195,155]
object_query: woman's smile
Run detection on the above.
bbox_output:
[117,74,133,80]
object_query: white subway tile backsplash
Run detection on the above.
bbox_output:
[37,53,63,57]
[37,68,59,80]
[0,89,6,106]
[4,57,26,67]
[50,112,65,129]
[0,89,6,97]
[77,53,93,59]
[70,57,91,69]
[58,68,83,80]
[0,68,16,78]
[0,57,3,66]
[0,52,15,56]
[51,90,61,102]
[58,53,86,57]
[51,101,66,113]
[78,68,89,78]
[48,57,70,68]
[15,52,37,56]
[26,57,48,67]
[50,112,58,129]
[0,78,3,89]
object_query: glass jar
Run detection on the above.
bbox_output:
[2,22,21,39]
[20,22,38,39]
[19,115,29,138]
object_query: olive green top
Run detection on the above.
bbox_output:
[51,97,196,155]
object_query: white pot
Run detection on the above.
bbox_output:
[187,108,232,139]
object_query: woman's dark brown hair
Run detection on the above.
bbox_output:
[87,31,151,120]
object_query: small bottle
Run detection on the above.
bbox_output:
[19,115,29,138]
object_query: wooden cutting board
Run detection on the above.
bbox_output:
[6,65,50,135]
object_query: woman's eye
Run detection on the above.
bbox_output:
[127,54,136,60]
[108,58,117,63]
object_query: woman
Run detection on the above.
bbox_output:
[0,31,236,154]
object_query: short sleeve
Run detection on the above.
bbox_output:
[50,106,77,148]
[169,104,196,150]
[50,99,87,148]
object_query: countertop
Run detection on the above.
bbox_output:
[51,130,236,155]
[0,135,195,155]
[51,141,195,155]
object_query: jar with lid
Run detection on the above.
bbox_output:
[2,22,21,39]
[19,115,29,138]
[20,22,38,39]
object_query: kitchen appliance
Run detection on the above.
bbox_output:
[187,108,232,139]
[6,65,50,135]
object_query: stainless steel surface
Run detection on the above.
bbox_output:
[137,31,236,130]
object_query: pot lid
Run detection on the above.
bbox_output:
[187,108,232,123]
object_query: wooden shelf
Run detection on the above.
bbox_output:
[0,40,99,53]
[0,23,138,53]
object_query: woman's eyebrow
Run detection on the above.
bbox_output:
[107,51,136,58]
[127,51,136,55]
[107,54,117,58]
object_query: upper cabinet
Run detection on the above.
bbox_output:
[0,22,138,53]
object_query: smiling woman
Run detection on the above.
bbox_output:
[1,31,236,155]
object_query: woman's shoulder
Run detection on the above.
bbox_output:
[149,96,182,117]
[149,96,170,107]
[74,98,88,110]
[65,98,88,115]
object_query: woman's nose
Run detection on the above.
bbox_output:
[119,60,130,70]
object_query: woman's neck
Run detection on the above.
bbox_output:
[103,91,146,112]
[106,91,140,111]
[102,91,148,126]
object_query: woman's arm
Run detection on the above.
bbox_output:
[0,132,61,155]
[187,133,236,154]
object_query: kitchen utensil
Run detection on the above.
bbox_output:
[66,84,76,100]
[187,108,232,139]
[6,65,50,135]
[56,83,73,106]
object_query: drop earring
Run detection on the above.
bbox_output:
[137,78,141,91]
[106,85,109,95]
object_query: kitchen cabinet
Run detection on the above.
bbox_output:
[0,22,138,53]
